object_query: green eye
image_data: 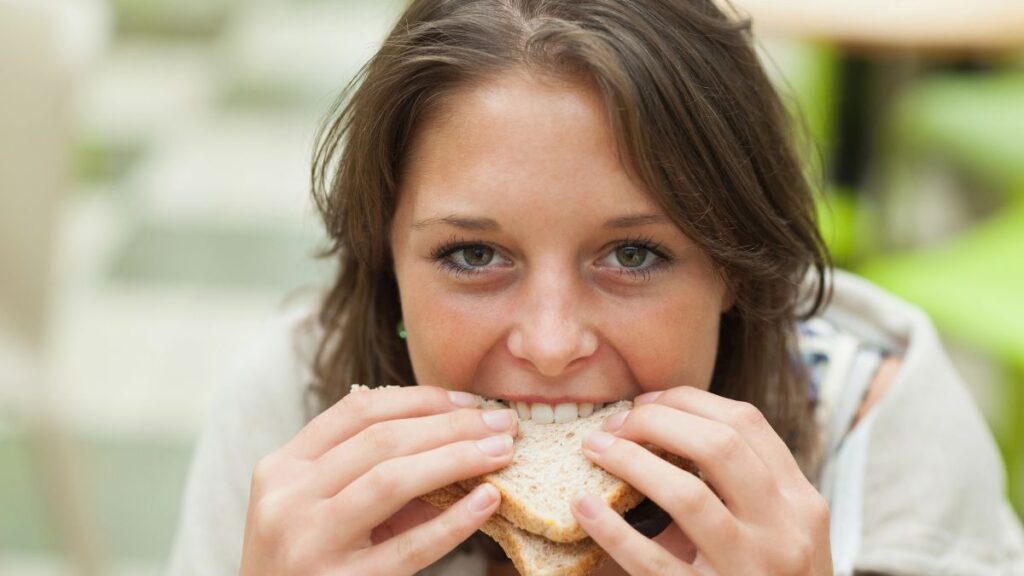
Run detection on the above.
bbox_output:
[615,246,648,268]
[461,246,494,267]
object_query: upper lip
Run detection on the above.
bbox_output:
[484,394,630,405]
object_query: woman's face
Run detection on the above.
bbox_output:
[390,70,732,413]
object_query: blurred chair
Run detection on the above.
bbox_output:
[763,40,868,266]
[860,195,1024,514]
[0,1,110,573]
[860,67,1024,514]
[893,70,1024,201]
[746,0,1024,517]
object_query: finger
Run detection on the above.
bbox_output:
[370,499,443,545]
[606,403,774,517]
[636,386,806,486]
[653,522,698,564]
[582,432,738,568]
[572,493,699,576]
[285,385,481,460]
[328,434,514,541]
[310,407,519,496]
[353,484,501,574]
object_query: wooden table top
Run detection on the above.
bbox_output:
[723,0,1024,55]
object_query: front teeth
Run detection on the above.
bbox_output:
[532,403,554,424]
[553,403,577,423]
[505,400,604,423]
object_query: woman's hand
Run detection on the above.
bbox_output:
[239,385,517,576]
[570,386,832,575]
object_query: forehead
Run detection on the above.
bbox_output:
[399,70,663,220]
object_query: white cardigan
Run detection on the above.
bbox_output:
[166,271,1024,575]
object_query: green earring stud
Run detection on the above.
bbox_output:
[397,320,407,340]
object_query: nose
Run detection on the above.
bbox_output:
[506,272,599,377]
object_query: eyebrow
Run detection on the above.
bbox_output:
[412,215,500,231]
[603,214,673,228]
[411,213,672,231]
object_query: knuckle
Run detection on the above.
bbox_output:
[631,403,657,422]
[734,401,767,430]
[629,404,661,433]
[808,491,831,528]
[427,385,453,405]
[279,540,318,574]
[600,521,630,551]
[340,389,375,417]
[250,453,284,492]
[672,385,700,403]
[445,410,464,437]
[362,422,400,454]
[642,552,677,575]
[674,483,712,519]
[251,456,274,486]
[395,532,435,570]
[367,462,406,497]
[706,426,743,460]
[775,536,815,573]
[413,385,451,412]
[251,491,293,540]
[705,502,738,541]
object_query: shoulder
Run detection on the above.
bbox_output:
[210,291,325,438]
[167,292,328,575]
[851,355,900,428]
[799,269,944,421]
[800,270,989,448]
[803,271,1024,573]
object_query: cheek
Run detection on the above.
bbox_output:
[607,290,722,392]
[403,285,508,389]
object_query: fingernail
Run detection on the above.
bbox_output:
[584,431,616,453]
[603,411,628,432]
[468,483,499,512]
[482,409,516,431]
[635,391,663,405]
[449,390,480,408]
[476,434,513,457]
[573,493,602,519]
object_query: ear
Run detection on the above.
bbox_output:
[719,282,736,314]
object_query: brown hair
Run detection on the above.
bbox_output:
[310,0,830,472]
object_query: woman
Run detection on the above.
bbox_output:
[168,1,1024,574]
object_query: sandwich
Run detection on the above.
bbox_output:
[350,385,694,575]
[421,398,695,576]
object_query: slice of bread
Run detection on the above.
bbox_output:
[421,485,608,576]
[421,400,663,576]
[457,401,644,543]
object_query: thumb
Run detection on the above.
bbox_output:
[370,498,443,545]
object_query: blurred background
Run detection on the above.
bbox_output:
[0,0,1022,574]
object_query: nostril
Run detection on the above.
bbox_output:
[507,325,598,377]
[507,330,525,359]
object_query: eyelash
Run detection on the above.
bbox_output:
[604,235,672,283]
[428,236,501,280]
[428,234,674,283]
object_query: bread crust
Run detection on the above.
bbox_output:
[421,486,608,576]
